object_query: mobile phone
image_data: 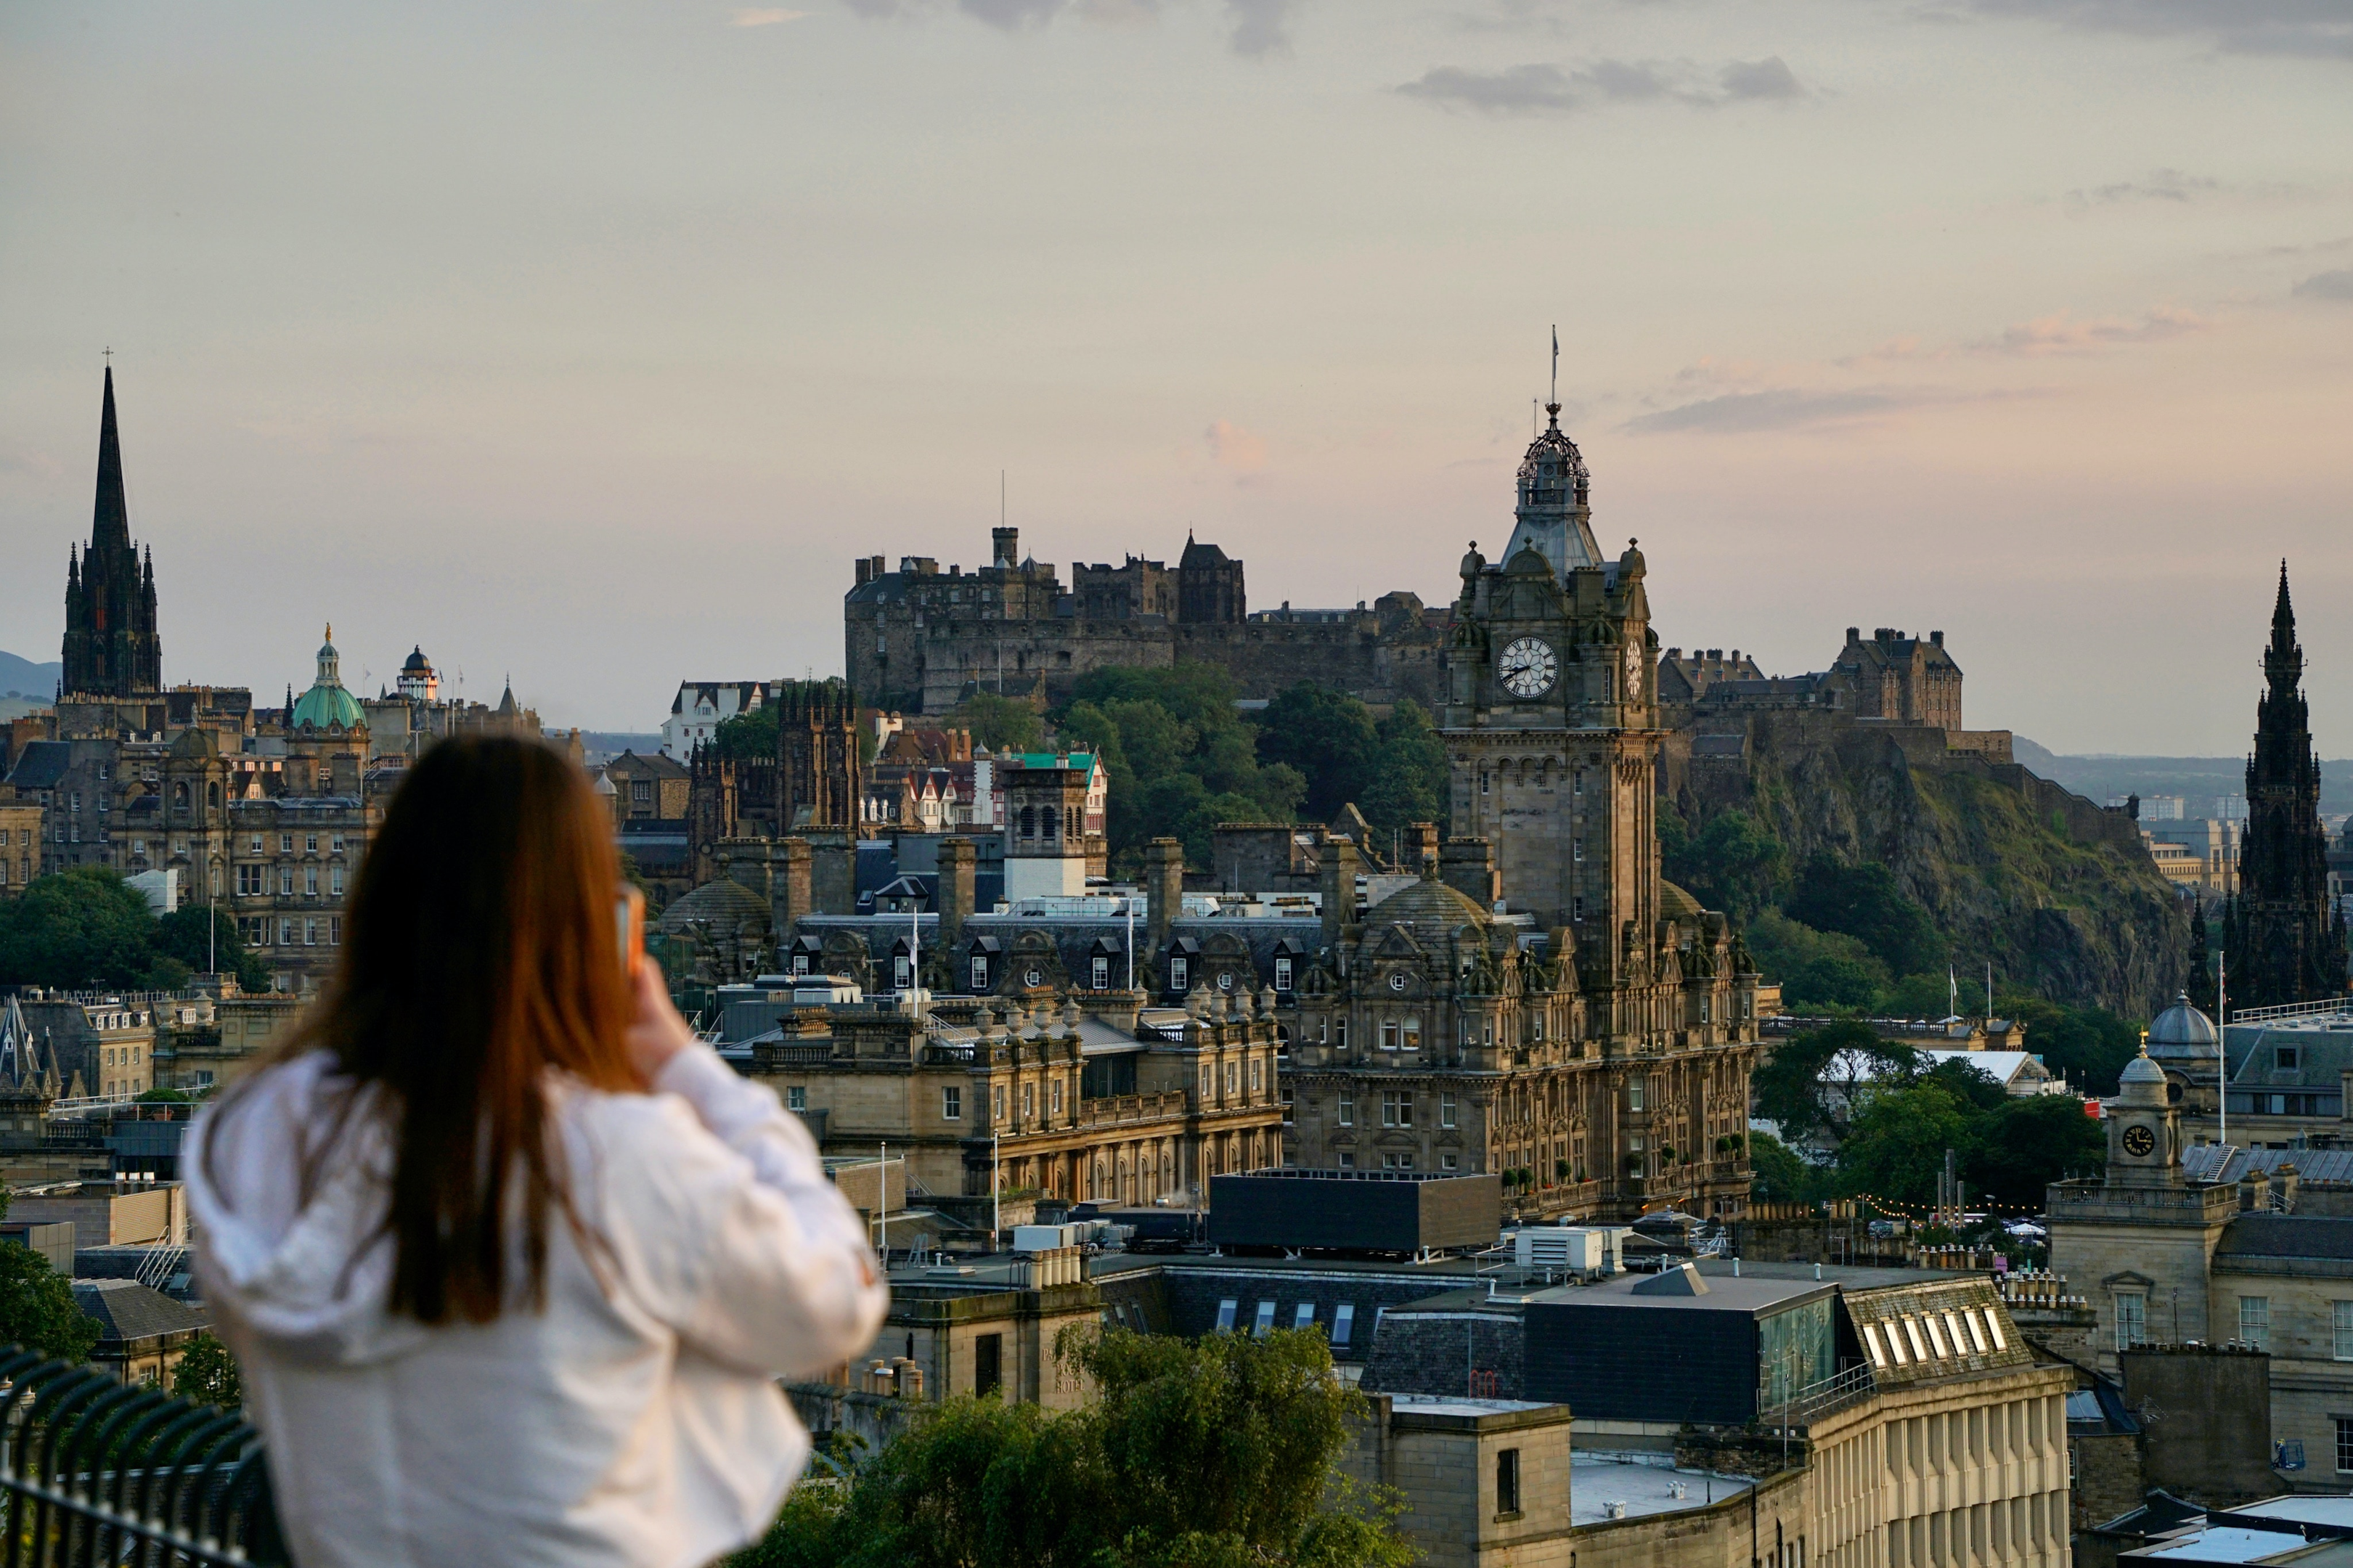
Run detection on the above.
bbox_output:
[617,887,645,979]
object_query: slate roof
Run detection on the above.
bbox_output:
[2183,1146,2353,1186]
[5,740,72,791]
[2214,1214,2353,1263]
[72,1279,209,1344]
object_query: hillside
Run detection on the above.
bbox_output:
[0,651,59,700]
[1670,716,2189,1021]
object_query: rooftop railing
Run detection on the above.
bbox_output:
[0,1350,284,1566]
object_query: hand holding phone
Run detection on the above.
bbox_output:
[616,887,645,979]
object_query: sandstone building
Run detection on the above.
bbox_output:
[843,526,1447,713]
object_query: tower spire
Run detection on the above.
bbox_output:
[2266,559,2303,695]
[91,365,129,552]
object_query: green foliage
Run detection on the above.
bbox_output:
[740,1326,1412,1568]
[1057,667,1305,868]
[0,865,265,991]
[1660,807,1789,920]
[946,693,1047,754]
[169,1331,244,1410]
[714,705,780,761]
[1744,911,1891,1013]
[0,1242,99,1365]
[1785,856,1948,978]
[1834,1082,1977,1207]
[155,904,270,992]
[0,866,159,989]
[1746,1130,1825,1204]
[1358,701,1451,836]
[1254,686,1451,838]
[1750,1021,1914,1144]
[1994,991,2141,1096]
[135,1087,191,1103]
[1967,1095,2106,1209]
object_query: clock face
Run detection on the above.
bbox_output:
[1498,637,1557,698]
[2121,1124,2156,1158]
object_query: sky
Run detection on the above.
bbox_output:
[2,0,2349,751]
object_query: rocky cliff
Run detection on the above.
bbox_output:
[1665,714,2190,1020]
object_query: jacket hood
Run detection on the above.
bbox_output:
[188,1052,430,1367]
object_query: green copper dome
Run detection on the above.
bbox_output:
[292,624,365,732]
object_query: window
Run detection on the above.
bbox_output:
[1170,956,1188,991]
[975,1334,1002,1397]
[2116,1293,2147,1351]
[1401,1017,1421,1052]
[1274,956,1292,992]
[1442,1153,1459,1170]
[328,916,341,945]
[970,955,988,990]
[1628,1080,1644,1112]
[305,866,319,897]
[1944,1312,1970,1357]
[2279,1047,2301,1072]
[330,865,343,896]
[1332,1304,1356,1347]
[787,1087,807,1111]
[278,918,295,946]
[1252,1301,1276,1338]
[331,834,345,854]
[1250,1059,1263,1093]
[1862,1323,1888,1368]
[1382,1091,1414,1129]
[942,1086,962,1120]
[1225,1062,1238,1096]
[893,955,911,989]
[305,834,318,853]
[1021,1084,1034,1119]
[1440,1093,1456,1128]
[2335,1302,2353,1361]
[1983,1309,2005,1350]
[1092,956,1109,989]
[280,835,292,853]
[1338,1153,1355,1169]
[1337,1094,1353,1127]
[1379,1020,1399,1051]
[237,865,264,896]
[1201,1065,1213,1098]
[2240,1297,2271,1350]
[1215,1300,1239,1333]
[2338,1418,2353,1475]
[304,919,317,946]
[1962,1309,1990,1353]
[793,953,812,977]
[993,1085,1006,1122]
[1924,1314,1950,1358]
[1051,1080,1064,1116]
[1294,1302,1316,1329]
[249,836,262,853]
[1903,1318,1929,1362]
[1496,1449,1521,1518]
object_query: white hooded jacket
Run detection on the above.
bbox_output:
[187,1043,887,1568]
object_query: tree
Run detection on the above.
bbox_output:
[713,705,779,761]
[1750,1020,1916,1145]
[0,866,159,989]
[1255,685,1379,821]
[1056,668,1305,869]
[1833,1082,1976,1206]
[155,904,271,992]
[740,1326,1412,1568]
[1784,857,1947,979]
[1742,911,1891,1013]
[1996,992,2140,1095]
[946,693,1045,754]
[1358,702,1450,836]
[1661,808,1789,921]
[1967,1095,2105,1209]
[170,1331,244,1410]
[1747,1130,1824,1204]
[0,1242,99,1365]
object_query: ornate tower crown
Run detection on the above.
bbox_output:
[1500,404,1602,580]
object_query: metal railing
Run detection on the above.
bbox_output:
[1758,1361,1877,1429]
[2230,996,2353,1025]
[0,1350,284,1566]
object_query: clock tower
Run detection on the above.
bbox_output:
[1441,401,1660,961]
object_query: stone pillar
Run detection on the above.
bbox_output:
[723,838,771,898]
[1143,838,1184,963]
[774,836,813,937]
[1321,837,1361,952]
[810,832,855,916]
[939,836,976,957]
[1440,836,1499,910]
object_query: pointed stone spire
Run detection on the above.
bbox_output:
[91,366,131,552]
[2266,560,2301,693]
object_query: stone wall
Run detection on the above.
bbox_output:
[1339,1395,1578,1568]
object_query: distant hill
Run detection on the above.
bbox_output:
[0,651,60,701]
[2013,738,2353,816]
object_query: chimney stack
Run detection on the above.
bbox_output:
[1143,838,1184,964]
[939,836,976,958]
[1440,837,1498,909]
[1321,837,1361,952]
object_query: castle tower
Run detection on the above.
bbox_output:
[2224,564,2348,1010]
[60,367,164,698]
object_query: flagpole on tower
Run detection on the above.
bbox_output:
[1550,324,1559,412]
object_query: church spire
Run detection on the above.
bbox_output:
[92,365,130,552]
[2266,558,2301,694]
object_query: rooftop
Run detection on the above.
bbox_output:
[1569,1455,1756,1525]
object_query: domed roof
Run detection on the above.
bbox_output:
[1659,879,1703,922]
[656,877,770,939]
[401,645,433,674]
[2147,992,2219,1060]
[1363,869,1491,935]
[2119,1050,2167,1087]
[1516,414,1590,494]
[168,726,219,760]
[292,624,365,732]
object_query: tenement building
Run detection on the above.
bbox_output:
[843,526,1448,712]
[2222,565,2348,1010]
[1313,401,1764,1222]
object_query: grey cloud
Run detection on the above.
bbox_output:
[838,0,1157,27]
[1622,388,1932,434]
[2060,168,2221,216]
[1227,0,1297,57]
[961,0,1067,26]
[2293,269,2353,301]
[1397,54,1806,115]
[1954,1,2353,61]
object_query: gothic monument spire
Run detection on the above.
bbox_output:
[2225,561,2346,1010]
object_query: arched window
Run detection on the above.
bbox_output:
[207,782,221,807]
[172,783,189,807]
[1019,806,1035,839]
[1041,804,1058,841]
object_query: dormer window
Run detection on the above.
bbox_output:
[2279,1046,2301,1073]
